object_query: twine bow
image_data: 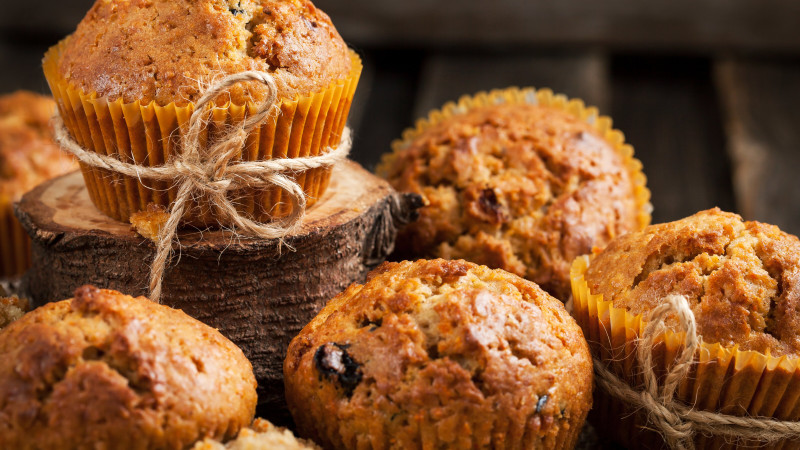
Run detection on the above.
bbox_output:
[593,294,800,449]
[53,71,351,302]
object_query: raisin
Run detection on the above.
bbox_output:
[535,394,548,414]
[229,8,245,15]
[314,343,362,397]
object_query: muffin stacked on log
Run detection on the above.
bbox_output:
[0,285,257,449]
[44,0,362,225]
[285,259,593,449]
[0,91,76,277]
[379,88,650,301]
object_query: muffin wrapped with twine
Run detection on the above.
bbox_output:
[43,0,361,226]
[0,285,257,449]
[378,88,651,301]
[284,259,593,449]
[571,208,800,449]
[0,91,76,277]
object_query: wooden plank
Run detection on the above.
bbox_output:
[610,56,735,224]
[347,49,424,171]
[316,0,800,53]
[412,51,609,119]
[0,41,52,95]
[715,59,800,236]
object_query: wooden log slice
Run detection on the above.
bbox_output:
[15,160,422,421]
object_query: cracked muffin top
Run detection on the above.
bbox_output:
[56,0,352,106]
[0,91,75,201]
[192,418,320,449]
[0,285,257,449]
[284,259,593,449]
[379,102,648,301]
[584,208,800,357]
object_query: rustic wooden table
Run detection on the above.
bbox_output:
[2,1,799,447]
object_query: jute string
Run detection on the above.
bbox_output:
[52,71,351,302]
[594,294,800,449]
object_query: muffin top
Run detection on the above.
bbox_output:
[0,91,75,200]
[0,285,257,449]
[56,0,353,106]
[284,259,592,448]
[585,208,800,357]
[192,418,320,449]
[380,102,647,301]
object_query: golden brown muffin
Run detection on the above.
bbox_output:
[0,294,29,330]
[0,285,258,450]
[44,0,361,226]
[379,100,649,301]
[192,418,320,449]
[584,207,800,357]
[0,91,76,277]
[57,0,352,106]
[284,259,593,449]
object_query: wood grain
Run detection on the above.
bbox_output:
[316,0,800,52]
[412,51,609,119]
[15,162,422,421]
[610,56,735,224]
[715,59,800,236]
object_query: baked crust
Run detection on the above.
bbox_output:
[0,285,257,449]
[380,103,641,301]
[585,208,800,356]
[57,0,352,106]
[192,418,320,449]
[0,91,75,202]
[284,259,593,449]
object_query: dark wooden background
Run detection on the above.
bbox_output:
[2,1,799,447]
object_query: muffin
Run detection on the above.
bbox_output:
[0,285,257,449]
[192,418,320,449]
[0,91,76,277]
[378,88,650,302]
[43,0,362,225]
[285,259,593,449]
[572,208,800,449]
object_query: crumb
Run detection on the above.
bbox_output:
[130,204,170,242]
[0,295,30,330]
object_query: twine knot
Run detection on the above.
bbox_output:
[53,70,352,302]
[593,294,800,449]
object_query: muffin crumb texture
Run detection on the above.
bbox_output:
[0,285,257,449]
[585,208,800,357]
[0,295,29,330]
[285,259,593,449]
[58,0,352,105]
[192,418,320,449]
[0,91,75,199]
[380,103,645,301]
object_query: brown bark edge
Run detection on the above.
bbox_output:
[14,161,422,422]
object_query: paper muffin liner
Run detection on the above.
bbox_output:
[570,255,800,449]
[0,198,30,278]
[386,87,652,231]
[43,40,362,225]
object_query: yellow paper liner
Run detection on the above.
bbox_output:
[0,198,30,278]
[43,40,362,226]
[570,255,800,449]
[387,87,653,231]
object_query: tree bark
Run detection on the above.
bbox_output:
[15,160,421,422]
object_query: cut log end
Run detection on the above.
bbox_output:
[15,160,422,423]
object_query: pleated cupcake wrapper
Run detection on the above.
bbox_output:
[0,198,30,278]
[570,255,800,449]
[389,87,653,231]
[43,40,362,226]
